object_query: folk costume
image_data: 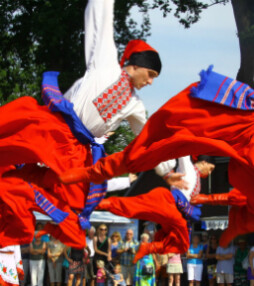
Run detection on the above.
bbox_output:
[0,245,24,286]
[0,0,163,248]
[61,66,254,247]
[97,156,202,262]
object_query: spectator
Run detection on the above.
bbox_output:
[234,238,248,286]
[134,233,156,286]
[86,226,96,286]
[117,229,139,286]
[29,234,47,286]
[167,253,183,286]
[21,244,30,286]
[155,254,168,286]
[36,223,50,243]
[66,247,86,286]
[216,243,235,286]
[63,245,71,286]
[47,236,64,286]
[96,260,106,286]
[201,232,209,286]
[206,235,218,286]
[111,264,126,286]
[111,232,122,265]
[248,243,254,286]
[186,235,203,286]
[93,224,112,271]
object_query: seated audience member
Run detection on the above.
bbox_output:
[117,229,139,286]
[134,233,156,286]
[96,260,106,286]
[186,235,203,286]
[29,234,47,286]
[234,238,248,286]
[111,264,126,286]
[47,236,64,286]
[206,235,218,286]
[216,243,235,286]
[167,253,183,286]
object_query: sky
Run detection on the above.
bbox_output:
[131,2,240,116]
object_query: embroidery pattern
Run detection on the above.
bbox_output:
[93,70,133,123]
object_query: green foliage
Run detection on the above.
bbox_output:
[0,0,151,105]
[0,0,231,105]
[104,121,135,154]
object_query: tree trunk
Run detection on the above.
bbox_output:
[231,0,254,88]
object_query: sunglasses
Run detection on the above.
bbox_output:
[100,228,107,231]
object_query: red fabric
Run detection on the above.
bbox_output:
[97,187,189,258]
[0,96,92,247]
[70,82,254,246]
[120,39,158,67]
[0,176,87,248]
[122,83,254,204]
[0,96,92,209]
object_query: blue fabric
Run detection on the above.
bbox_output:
[29,183,69,223]
[191,65,254,110]
[171,189,202,222]
[187,244,203,265]
[41,71,107,229]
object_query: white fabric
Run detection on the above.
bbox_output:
[29,259,45,286]
[0,245,23,286]
[86,237,95,257]
[175,156,199,202]
[187,263,203,281]
[64,0,146,138]
[155,159,176,177]
[107,177,130,192]
[155,156,199,202]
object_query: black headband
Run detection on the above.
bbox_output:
[127,51,162,74]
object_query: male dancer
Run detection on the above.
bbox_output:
[60,66,254,246]
[0,0,167,248]
[96,156,215,262]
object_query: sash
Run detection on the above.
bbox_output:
[41,71,107,229]
[191,65,254,110]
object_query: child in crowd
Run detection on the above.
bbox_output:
[96,260,106,286]
[111,264,126,286]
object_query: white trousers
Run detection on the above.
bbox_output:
[29,259,45,286]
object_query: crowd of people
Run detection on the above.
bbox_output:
[15,222,254,286]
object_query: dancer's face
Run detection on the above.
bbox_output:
[130,66,158,90]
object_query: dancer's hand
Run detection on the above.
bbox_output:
[164,172,189,190]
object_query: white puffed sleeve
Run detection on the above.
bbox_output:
[155,159,177,177]
[126,98,147,136]
[107,177,131,192]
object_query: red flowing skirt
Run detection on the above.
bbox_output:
[98,187,189,254]
[0,96,92,247]
[123,83,254,208]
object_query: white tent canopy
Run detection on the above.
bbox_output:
[34,211,132,224]
[201,216,228,230]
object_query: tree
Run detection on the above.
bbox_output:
[148,0,254,87]
[104,121,135,155]
[0,0,151,105]
[1,0,254,103]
